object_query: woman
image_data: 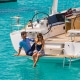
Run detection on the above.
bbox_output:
[32,33,45,67]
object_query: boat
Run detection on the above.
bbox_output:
[10,0,80,66]
[0,0,17,3]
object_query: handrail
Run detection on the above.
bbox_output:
[10,16,26,32]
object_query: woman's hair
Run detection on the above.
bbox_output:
[37,33,43,42]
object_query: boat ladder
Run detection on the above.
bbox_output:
[63,57,72,68]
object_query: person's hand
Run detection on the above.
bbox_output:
[14,54,19,56]
[38,51,41,53]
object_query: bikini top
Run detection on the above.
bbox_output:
[36,44,42,51]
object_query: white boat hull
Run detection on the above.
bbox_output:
[28,56,80,63]
[10,23,65,54]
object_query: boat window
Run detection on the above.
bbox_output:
[47,15,57,24]
[47,13,65,25]
[56,13,65,22]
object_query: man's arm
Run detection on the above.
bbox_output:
[15,41,22,56]
[14,48,21,56]
[28,38,35,42]
[17,48,21,56]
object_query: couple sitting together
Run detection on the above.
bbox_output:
[17,31,45,67]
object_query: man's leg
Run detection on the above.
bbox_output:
[27,50,33,56]
[31,43,35,51]
[27,43,35,56]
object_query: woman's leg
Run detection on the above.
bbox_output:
[34,53,42,67]
[36,53,42,63]
[32,52,37,63]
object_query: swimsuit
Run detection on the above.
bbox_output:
[19,38,35,56]
[34,43,45,55]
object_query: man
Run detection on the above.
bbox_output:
[17,31,35,56]
[27,20,33,28]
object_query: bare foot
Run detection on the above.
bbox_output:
[33,63,36,67]
[14,54,19,56]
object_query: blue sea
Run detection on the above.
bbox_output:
[0,0,80,80]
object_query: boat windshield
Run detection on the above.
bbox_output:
[47,13,65,25]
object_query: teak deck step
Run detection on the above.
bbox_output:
[45,54,80,58]
[44,48,63,50]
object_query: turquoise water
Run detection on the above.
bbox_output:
[0,0,80,80]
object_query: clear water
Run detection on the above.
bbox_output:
[0,0,80,80]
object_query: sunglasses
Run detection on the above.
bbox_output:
[21,33,27,36]
[38,36,42,38]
